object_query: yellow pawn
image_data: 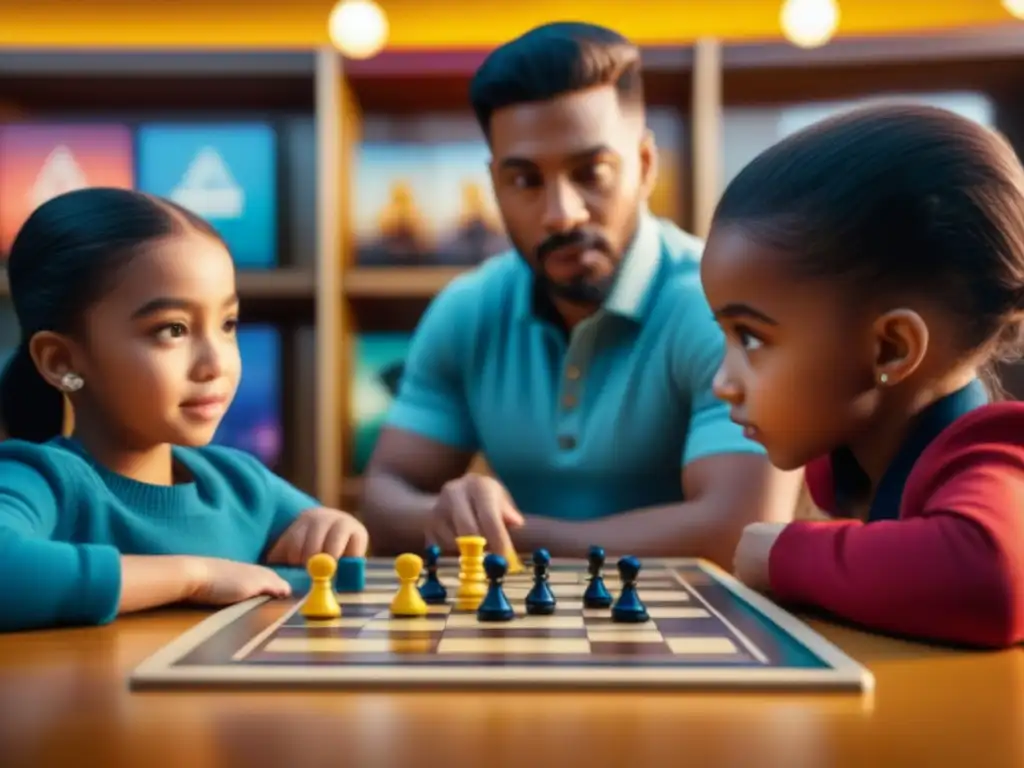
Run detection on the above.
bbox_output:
[506,548,525,575]
[391,553,428,617]
[300,553,341,619]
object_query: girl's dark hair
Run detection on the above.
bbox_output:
[711,103,1024,398]
[0,187,223,442]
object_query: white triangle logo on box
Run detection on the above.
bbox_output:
[170,146,244,219]
[30,145,88,208]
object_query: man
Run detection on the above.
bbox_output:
[361,22,802,565]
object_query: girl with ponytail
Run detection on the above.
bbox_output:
[0,188,367,632]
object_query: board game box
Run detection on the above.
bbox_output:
[129,557,873,692]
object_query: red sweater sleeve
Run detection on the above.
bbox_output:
[768,404,1024,648]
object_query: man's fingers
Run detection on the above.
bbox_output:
[426,516,458,554]
[447,487,480,538]
[471,480,516,557]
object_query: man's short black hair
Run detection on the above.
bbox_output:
[469,22,644,139]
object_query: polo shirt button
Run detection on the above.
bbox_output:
[566,366,581,380]
[562,394,577,409]
[558,435,576,450]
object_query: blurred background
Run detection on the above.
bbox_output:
[1,0,1023,512]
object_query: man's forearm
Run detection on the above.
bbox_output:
[513,470,804,566]
[513,500,740,564]
[360,471,437,556]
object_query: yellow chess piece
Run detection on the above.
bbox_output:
[506,548,525,575]
[455,535,488,610]
[391,553,428,617]
[301,553,341,619]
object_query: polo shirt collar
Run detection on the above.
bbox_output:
[515,209,662,324]
[831,378,989,522]
[603,209,662,321]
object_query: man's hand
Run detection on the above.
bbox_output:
[427,473,524,555]
[265,508,370,565]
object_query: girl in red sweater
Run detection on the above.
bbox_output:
[701,103,1024,648]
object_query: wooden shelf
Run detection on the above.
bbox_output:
[0,269,315,302]
[344,267,467,298]
[237,267,316,300]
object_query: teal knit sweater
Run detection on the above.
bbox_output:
[0,437,319,632]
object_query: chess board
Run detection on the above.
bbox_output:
[129,557,873,691]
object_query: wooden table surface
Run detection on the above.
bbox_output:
[0,610,1021,768]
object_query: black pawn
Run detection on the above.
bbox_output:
[418,543,447,604]
[525,548,557,615]
[583,545,612,609]
[611,555,649,623]
[477,553,515,621]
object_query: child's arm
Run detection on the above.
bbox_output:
[0,459,202,630]
[767,407,1024,648]
[0,458,124,631]
[0,458,291,632]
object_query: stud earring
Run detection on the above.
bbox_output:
[878,373,889,385]
[60,372,84,392]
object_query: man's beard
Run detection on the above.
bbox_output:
[536,264,616,305]
[516,210,640,306]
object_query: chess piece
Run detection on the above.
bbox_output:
[505,548,526,575]
[418,543,448,604]
[391,553,428,617]
[611,555,649,623]
[300,553,341,619]
[455,535,487,611]
[583,545,612,609]
[525,548,556,615]
[477,553,515,621]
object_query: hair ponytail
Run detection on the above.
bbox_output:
[0,343,65,442]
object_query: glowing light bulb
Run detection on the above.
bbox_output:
[327,0,389,60]
[1004,0,1024,20]
[780,0,840,49]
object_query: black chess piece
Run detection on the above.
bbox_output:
[611,555,649,623]
[525,548,557,615]
[418,543,447,604]
[478,553,515,621]
[583,545,612,609]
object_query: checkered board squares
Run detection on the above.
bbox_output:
[128,558,874,692]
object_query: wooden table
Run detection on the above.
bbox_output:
[0,610,1021,768]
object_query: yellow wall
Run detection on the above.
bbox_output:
[0,0,1015,48]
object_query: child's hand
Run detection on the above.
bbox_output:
[265,508,370,566]
[733,522,789,593]
[183,557,292,606]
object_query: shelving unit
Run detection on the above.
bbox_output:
[4,24,1024,512]
[0,49,327,497]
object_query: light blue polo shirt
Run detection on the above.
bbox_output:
[384,212,764,520]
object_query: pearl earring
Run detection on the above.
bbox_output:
[878,373,889,385]
[60,372,83,392]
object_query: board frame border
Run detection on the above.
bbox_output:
[128,558,875,693]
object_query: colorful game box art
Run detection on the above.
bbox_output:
[212,325,282,468]
[0,123,135,256]
[136,122,278,268]
[353,141,508,267]
[351,333,411,473]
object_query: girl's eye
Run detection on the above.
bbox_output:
[156,322,187,341]
[223,318,238,333]
[733,325,764,352]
